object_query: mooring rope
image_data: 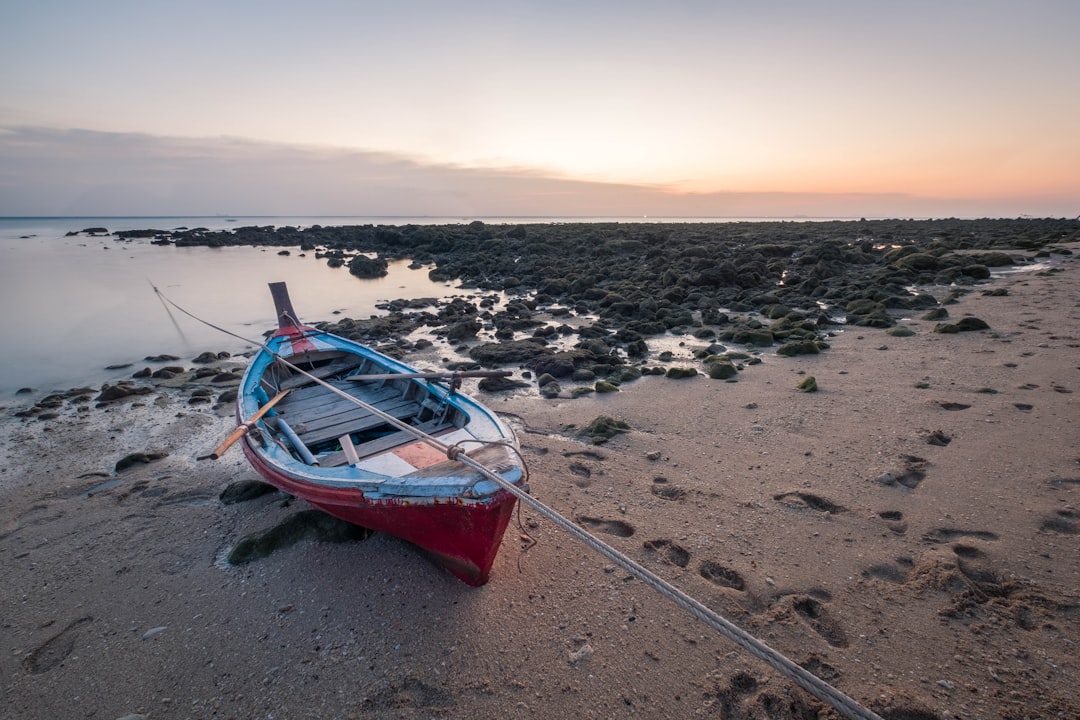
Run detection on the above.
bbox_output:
[152,285,883,720]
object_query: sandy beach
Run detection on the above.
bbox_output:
[2,248,1078,719]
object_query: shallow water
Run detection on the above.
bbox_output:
[0,229,456,395]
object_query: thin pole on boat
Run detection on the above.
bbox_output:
[151,284,883,720]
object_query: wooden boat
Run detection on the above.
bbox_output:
[233,282,527,585]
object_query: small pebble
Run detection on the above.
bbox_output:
[141,626,167,640]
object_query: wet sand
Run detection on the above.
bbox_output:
[1,251,1078,719]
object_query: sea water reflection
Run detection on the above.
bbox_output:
[0,235,456,394]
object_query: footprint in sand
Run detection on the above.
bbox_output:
[772,492,846,513]
[937,401,971,411]
[563,450,606,461]
[650,480,687,501]
[575,516,635,538]
[923,527,999,543]
[22,616,93,674]
[861,556,914,584]
[877,510,908,534]
[1014,403,1034,412]
[643,539,691,568]
[699,561,746,590]
[791,596,848,648]
[568,461,593,488]
[1040,510,1078,535]
[923,429,952,446]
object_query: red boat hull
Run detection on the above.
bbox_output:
[241,441,518,585]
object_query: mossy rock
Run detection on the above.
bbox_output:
[730,328,775,347]
[894,253,940,271]
[228,510,370,565]
[796,376,818,392]
[665,367,699,379]
[539,381,562,398]
[115,451,169,473]
[707,361,738,380]
[886,326,916,337]
[220,480,277,505]
[478,376,531,393]
[570,386,595,398]
[594,380,620,393]
[776,340,821,357]
[921,308,949,321]
[961,264,991,279]
[934,316,990,334]
[582,416,630,444]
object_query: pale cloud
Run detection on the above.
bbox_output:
[0,126,1073,219]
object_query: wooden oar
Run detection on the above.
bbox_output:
[347,370,512,381]
[200,389,290,460]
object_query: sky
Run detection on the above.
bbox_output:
[1,0,1078,219]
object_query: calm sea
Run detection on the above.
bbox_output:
[0,215,853,396]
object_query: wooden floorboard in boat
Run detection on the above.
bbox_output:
[279,384,399,415]
[404,442,517,480]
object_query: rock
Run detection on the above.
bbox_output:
[347,254,389,278]
[961,264,991,279]
[845,299,894,328]
[665,367,699,379]
[706,360,738,379]
[144,354,181,362]
[568,643,594,666]
[886,326,916,337]
[192,351,221,364]
[727,328,775,347]
[220,480,277,505]
[594,380,620,393]
[445,319,481,341]
[582,416,630,444]
[776,340,821,357]
[469,339,553,366]
[796,376,818,392]
[934,316,990,333]
[227,510,371,564]
[115,451,168,472]
[95,384,154,402]
[921,308,949,321]
[477,376,530,393]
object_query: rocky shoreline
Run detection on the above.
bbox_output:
[35,219,1080,406]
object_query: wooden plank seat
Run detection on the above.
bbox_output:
[277,381,400,415]
[280,394,423,447]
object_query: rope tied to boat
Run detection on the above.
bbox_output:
[152,284,883,720]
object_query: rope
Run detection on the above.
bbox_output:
[153,284,883,720]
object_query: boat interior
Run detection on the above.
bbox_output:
[257,350,466,468]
